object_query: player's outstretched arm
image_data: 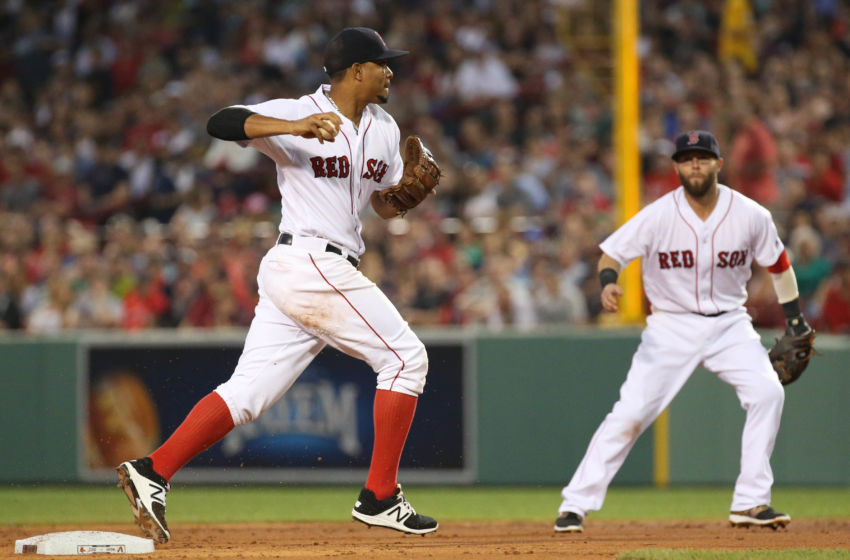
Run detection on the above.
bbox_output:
[767,250,812,335]
[765,249,815,385]
[598,253,624,313]
[207,107,342,144]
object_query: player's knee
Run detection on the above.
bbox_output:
[761,379,785,407]
[378,341,428,395]
[744,377,785,411]
[232,405,257,426]
[214,385,261,426]
[605,414,647,442]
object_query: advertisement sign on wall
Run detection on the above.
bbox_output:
[82,337,474,483]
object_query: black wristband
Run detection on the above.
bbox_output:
[781,298,802,320]
[599,268,618,289]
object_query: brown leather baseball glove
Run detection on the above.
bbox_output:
[769,324,815,386]
[381,135,440,215]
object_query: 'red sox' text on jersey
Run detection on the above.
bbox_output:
[234,85,404,258]
[600,184,784,315]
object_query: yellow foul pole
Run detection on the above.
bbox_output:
[613,0,642,323]
[614,0,669,487]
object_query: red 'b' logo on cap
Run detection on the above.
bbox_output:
[687,131,700,145]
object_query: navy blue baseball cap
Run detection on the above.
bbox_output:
[671,130,721,161]
[323,27,409,75]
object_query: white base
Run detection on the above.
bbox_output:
[15,531,155,555]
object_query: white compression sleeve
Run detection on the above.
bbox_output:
[770,267,800,304]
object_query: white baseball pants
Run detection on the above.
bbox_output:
[215,240,428,426]
[559,309,785,516]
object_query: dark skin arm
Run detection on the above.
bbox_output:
[244,112,343,144]
[225,109,399,217]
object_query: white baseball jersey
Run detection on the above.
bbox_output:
[600,184,784,315]
[237,85,404,257]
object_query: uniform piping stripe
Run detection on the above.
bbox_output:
[308,254,405,388]
[338,129,355,213]
[357,117,373,255]
[673,191,701,313]
[709,192,734,313]
[360,117,374,203]
[309,94,356,214]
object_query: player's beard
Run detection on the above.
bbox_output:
[376,79,390,104]
[679,168,717,199]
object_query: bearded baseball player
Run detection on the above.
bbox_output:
[554,130,815,533]
[116,27,441,543]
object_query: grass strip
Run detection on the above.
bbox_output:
[620,549,850,559]
[1,485,848,525]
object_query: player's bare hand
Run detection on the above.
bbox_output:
[291,113,343,144]
[601,284,623,313]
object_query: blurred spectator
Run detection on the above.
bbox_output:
[818,259,850,333]
[806,149,844,203]
[27,275,75,333]
[456,252,535,329]
[73,277,124,329]
[0,271,24,330]
[0,147,42,212]
[121,272,170,330]
[453,43,519,105]
[726,107,779,205]
[0,0,847,335]
[790,223,833,301]
[405,256,455,326]
[643,150,681,203]
[530,258,588,325]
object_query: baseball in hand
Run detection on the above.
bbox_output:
[319,119,338,140]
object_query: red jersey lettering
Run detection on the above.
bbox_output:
[326,156,338,178]
[310,157,326,177]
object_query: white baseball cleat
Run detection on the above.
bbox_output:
[116,457,171,544]
[554,511,584,532]
[352,485,438,535]
[729,505,790,529]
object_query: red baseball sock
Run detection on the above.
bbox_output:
[150,391,235,481]
[365,389,418,500]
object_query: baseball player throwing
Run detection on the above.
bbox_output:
[554,130,813,533]
[116,27,440,543]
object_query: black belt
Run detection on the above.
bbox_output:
[277,232,359,268]
[693,310,727,317]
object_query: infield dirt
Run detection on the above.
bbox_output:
[4,520,849,559]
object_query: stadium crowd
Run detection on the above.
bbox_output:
[0,0,848,334]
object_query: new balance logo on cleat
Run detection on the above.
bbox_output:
[387,505,411,524]
[729,505,790,530]
[149,484,165,506]
[116,457,171,544]
[351,485,438,535]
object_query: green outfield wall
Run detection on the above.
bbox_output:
[669,333,850,485]
[1,329,847,485]
[0,337,79,481]
[474,329,652,485]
